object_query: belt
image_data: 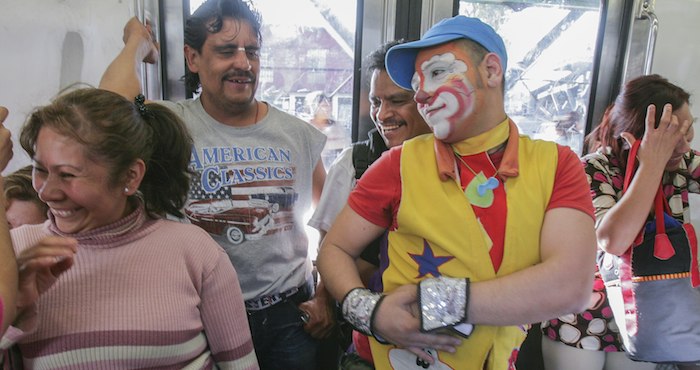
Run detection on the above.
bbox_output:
[245,283,310,311]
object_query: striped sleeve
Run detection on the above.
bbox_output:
[200,247,258,370]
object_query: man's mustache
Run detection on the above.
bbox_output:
[222,70,255,81]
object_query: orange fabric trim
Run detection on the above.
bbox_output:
[631,272,691,282]
[498,120,520,180]
[435,139,457,181]
[435,118,520,182]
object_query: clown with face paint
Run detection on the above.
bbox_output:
[318,16,597,369]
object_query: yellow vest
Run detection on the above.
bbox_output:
[370,133,558,370]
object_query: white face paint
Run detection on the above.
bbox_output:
[412,48,477,141]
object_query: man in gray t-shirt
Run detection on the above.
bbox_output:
[100,1,334,368]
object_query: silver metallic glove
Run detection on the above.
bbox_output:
[341,287,384,337]
[419,276,473,337]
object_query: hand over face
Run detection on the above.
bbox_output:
[622,103,693,170]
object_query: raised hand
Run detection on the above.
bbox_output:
[621,103,691,170]
[16,236,78,312]
[0,106,13,171]
[122,17,159,64]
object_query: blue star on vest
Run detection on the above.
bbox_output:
[409,240,454,278]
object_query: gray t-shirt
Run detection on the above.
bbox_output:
[159,98,326,301]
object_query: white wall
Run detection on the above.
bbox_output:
[650,0,700,226]
[651,0,700,125]
[0,0,133,173]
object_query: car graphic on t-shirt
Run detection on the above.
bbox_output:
[185,187,298,245]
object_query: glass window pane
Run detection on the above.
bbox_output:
[459,1,602,155]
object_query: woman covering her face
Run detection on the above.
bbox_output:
[0,88,258,369]
[542,74,698,370]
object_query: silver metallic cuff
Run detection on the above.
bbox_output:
[419,276,470,334]
[341,288,383,337]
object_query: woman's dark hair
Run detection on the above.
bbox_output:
[184,0,263,92]
[4,165,49,217]
[20,88,193,219]
[586,74,690,165]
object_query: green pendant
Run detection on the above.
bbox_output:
[465,172,495,208]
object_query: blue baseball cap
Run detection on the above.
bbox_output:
[386,15,507,90]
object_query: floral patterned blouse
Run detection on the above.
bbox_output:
[584,147,700,225]
[542,147,700,352]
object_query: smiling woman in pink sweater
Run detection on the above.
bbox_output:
[0,89,258,369]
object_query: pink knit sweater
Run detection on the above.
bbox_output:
[1,206,258,369]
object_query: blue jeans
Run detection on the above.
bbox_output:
[248,299,319,370]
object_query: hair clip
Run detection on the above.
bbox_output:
[134,94,150,117]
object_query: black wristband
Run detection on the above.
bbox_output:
[369,294,391,344]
